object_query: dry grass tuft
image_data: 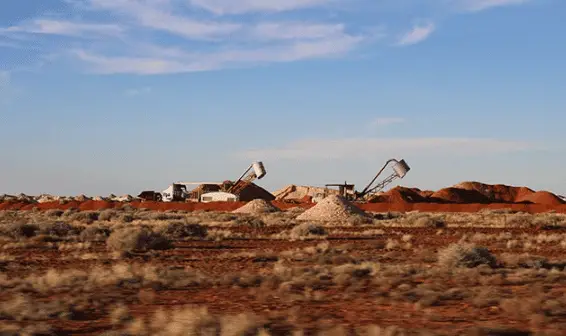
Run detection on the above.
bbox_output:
[107,227,172,253]
[438,243,497,269]
[159,222,208,239]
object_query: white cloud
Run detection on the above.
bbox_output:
[73,33,363,74]
[371,117,406,127]
[250,22,346,41]
[396,22,435,46]
[459,0,531,12]
[240,137,540,160]
[1,0,536,75]
[84,0,241,40]
[188,0,333,15]
[0,19,123,38]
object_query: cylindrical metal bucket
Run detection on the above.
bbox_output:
[392,159,410,178]
[252,161,267,179]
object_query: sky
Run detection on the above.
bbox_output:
[0,0,565,197]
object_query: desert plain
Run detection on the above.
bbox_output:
[1,182,566,335]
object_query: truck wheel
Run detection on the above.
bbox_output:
[155,194,163,202]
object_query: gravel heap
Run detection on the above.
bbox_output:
[232,199,280,214]
[296,195,369,221]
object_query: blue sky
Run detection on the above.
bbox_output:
[0,0,565,197]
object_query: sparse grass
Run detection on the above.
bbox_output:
[1,208,566,335]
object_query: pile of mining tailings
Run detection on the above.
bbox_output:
[296,195,369,221]
[235,183,275,202]
[452,181,534,203]
[367,187,427,203]
[273,184,339,202]
[430,187,491,204]
[232,199,280,214]
[516,191,565,206]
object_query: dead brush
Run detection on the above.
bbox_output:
[260,211,299,226]
[6,263,211,294]
[68,210,100,224]
[0,322,54,335]
[110,303,132,325]
[273,222,327,241]
[279,242,358,266]
[499,253,550,269]
[231,216,266,229]
[119,213,135,223]
[0,222,39,239]
[437,243,497,269]
[159,221,208,239]
[79,225,111,242]
[38,222,82,237]
[0,293,86,321]
[119,305,267,336]
[45,209,64,218]
[56,242,92,251]
[413,216,446,228]
[504,212,536,228]
[98,209,119,221]
[106,226,172,253]
[145,212,185,221]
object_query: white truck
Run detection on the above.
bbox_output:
[137,161,267,203]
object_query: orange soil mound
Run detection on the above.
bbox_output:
[357,202,565,214]
[369,187,426,203]
[418,190,435,198]
[429,187,491,204]
[453,181,535,203]
[1,181,563,214]
[516,191,565,206]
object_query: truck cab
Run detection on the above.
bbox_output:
[160,184,189,202]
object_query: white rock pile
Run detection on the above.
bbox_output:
[0,193,139,203]
[232,199,280,214]
[296,195,370,221]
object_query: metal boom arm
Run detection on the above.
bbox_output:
[227,164,257,194]
[355,159,400,200]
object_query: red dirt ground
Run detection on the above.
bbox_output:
[2,199,566,214]
[4,224,566,335]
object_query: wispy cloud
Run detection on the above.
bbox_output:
[0,19,123,38]
[125,87,152,96]
[371,117,406,127]
[459,0,532,12]
[73,32,363,74]
[83,0,241,40]
[188,0,333,15]
[239,137,541,160]
[250,22,346,41]
[0,0,535,75]
[396,22,435,46]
